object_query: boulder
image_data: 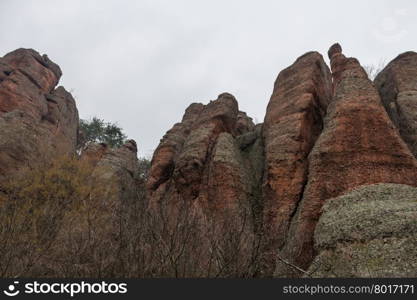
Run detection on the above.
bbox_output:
[309,184,417,277]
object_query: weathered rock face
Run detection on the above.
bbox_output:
[3,44,417,278]
[147,93,263,276]
[0,48,78,179]
[275,44,417,276]
[375,51,417,158]
[83,139,140,203]
[148,44,417,278]
[309,184,417,277]
[146,102,204,199]
[261,52,332,275]
[147,93,260,217]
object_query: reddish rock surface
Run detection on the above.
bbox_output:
[84,139,140,203]
[147,45,417,277]
[0,48,78,179]
[261,52,332,276]
[3,45,417,278]
[275,44,417,276]
[147,93,252,211]
[146,102,204,198]
[375,51,417,157]
[147,93,261,275]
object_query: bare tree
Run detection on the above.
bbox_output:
[364,60,386,80]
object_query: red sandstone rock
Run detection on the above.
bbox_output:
[0,49,78,179]
[275,44,417,276]
[148,93,242,207]
[172,93,239,202]
[261,51,332,276]
[147,93,260,276]
[146,92,264,233]
[146,102,204,195]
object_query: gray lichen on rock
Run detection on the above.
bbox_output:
[309,183,417,277]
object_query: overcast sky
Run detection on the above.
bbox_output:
[1,0,416,157]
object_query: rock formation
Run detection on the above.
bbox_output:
[0,48,78,180]
[146,93,263,276]
[260,52,332,275]
[309,184,417,277]
[147,92,261,219]
[2,44,417,278]
[83,139,140,203]
[148,44,417,277]
[375,51,417,158]
[275,44,417,276]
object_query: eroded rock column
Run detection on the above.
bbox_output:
[276,44,417,276]
[261,52,332,276]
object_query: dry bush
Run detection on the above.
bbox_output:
[141,197,261,278]
[0,156,261,278]
[0,155,93,277]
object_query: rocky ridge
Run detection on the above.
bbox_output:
[147,44,417,277]
[1,44,417,277]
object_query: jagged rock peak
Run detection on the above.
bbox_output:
[275,44,417,276]
[2,48,62,92]
[327,42,342,59]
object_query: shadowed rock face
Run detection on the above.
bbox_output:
[261,52,332,276]
[172,93,240,202]
[375,51,417,158]
[0,48,78,179]
[275,44,417,276]
[146,102,205,197]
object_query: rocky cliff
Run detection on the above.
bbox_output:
[0,49,78,181]
[147,44,417,277]
[1,45,417,278]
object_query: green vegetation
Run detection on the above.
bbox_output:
[78,117,127,150]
